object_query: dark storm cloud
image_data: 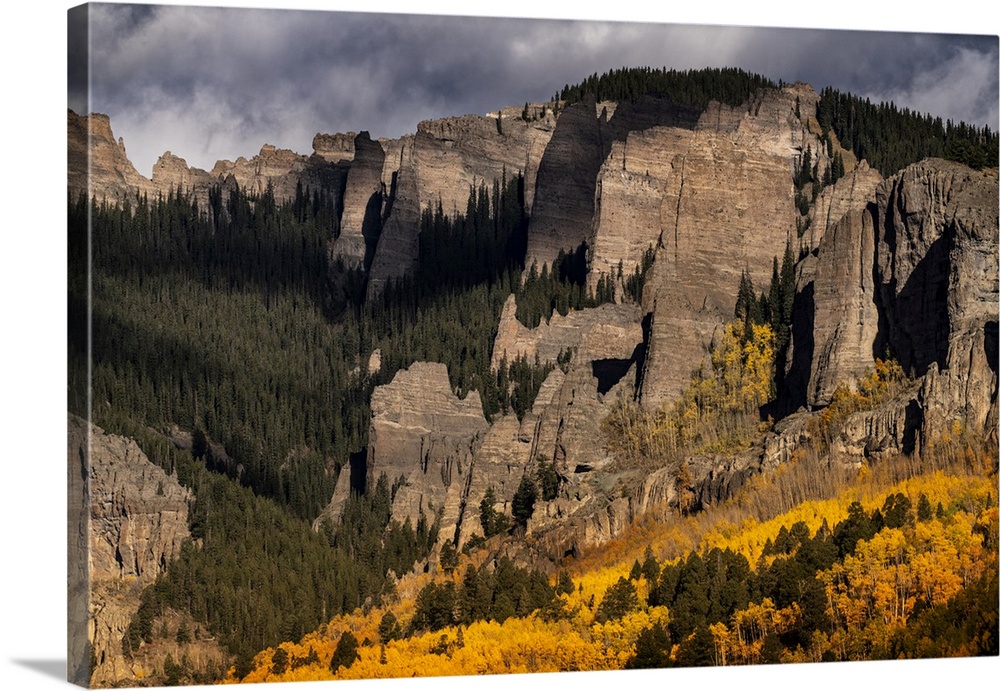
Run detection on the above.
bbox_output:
[84,3,998,176]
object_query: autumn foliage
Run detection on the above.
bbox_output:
[226,457,997,683]
[602,318,776,472]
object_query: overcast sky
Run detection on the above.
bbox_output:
[69,1,999,176]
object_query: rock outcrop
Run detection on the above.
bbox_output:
[352,107,555,298]
[68,414,193,687]
[789,158,997,451]
[635,86,821,408]
[331,131,385,270]
[453,413,533,545]
[151,151,216,196]
[526,101,609,270]
[804,204,881,406]
[411,105,555,217]
[68,110,349,207]
[312,131,356,163]
[522,85,825,411]
[366,146,422,298]
[366,362,490,533]
[875,160,999,440]
[490,294,643,371]
[68,110,153,203]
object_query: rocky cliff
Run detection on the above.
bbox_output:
[68,110,154,203]
[71,82,998,573]
[786,158,998,459]
[366,145,422,298]
[69,414,193,687]
[634,85,822,408]
[524,101,609,270]
[491,293,643,371]
[804,203,881,406]
[875,160,999,442]
[330,131,385,270]
[366,362,490,533]
[410,106,555,217]
[67,110,348,206]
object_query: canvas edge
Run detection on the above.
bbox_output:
[68,2,93,687]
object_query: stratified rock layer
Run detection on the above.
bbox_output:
[491,294,643,371]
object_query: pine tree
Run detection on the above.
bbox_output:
[511,475,538,529]
[330,631,360,671]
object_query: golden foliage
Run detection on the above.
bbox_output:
[228,431,996,682]
[601,320,776,476]
[808,357,907,451]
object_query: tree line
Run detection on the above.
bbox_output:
[557,66,777,109]
[817,86,998,175]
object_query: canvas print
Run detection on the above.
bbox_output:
[67,2,999,687]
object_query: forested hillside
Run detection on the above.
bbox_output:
[69,168,619,679]
[228,445,997,682]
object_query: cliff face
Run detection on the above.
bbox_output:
[411,106,555,216]
[491,294,643,371]
[366,362,490,534]
[525,95,706,274]
[366,144,422,299]
[151,151,216,197]
[788,158,998,455]
[69,414,193,687]
[525,101,610,270]
[331,131,386,270]
[364,291,647,552]
[875,160,999,441]
[633,86,820,408]
[804,204,881,406]
[68,110,154,203]
[337,107,555,298]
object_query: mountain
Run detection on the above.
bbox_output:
[67,69,998,686]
